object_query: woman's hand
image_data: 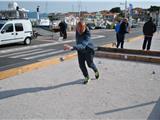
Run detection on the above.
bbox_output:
[64,44,73,50]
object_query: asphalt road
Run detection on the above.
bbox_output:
[0,27,143,71]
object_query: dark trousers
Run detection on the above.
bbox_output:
[142,36,152,50]
[60,30,67,39]
[117,33,125,49]
[116,33,120,48]
[78,50,98,77]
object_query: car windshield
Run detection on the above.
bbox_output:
[0,24,4,29]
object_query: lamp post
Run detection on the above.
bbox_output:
[78,0,82,17]
[125,0,127,18]
[158,8,160,26]
[129,3,133,28]
[120,0,127,18]
[37,5,40,25]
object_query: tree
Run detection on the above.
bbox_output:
[48,13,59,22]
[148,6,160,12]
[110,7,121,13]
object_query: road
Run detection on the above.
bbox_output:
[0,27,143,71]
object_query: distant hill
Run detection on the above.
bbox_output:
[27,12,48,19]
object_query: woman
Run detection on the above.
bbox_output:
[64,20,99,84]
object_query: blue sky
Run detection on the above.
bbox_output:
[2,0,159,1]
[0,0,159,13]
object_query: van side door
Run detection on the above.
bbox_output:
[0,23,15,44]
[14,23,25,42]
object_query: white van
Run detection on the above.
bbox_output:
[0,19,33,45]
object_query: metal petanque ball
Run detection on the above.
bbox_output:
[60,57,64,62]
[152,71,155,74]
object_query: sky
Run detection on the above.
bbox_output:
[0,0,160,13]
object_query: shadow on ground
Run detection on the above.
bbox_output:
[0,79,83,100]
[95,100,159,117]
[147,97,160,120]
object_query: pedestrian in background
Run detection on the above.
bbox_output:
[142,17,156,51]
[59,20,67,39]
[115,20,121,48]
[64,20,99,84]
[117,18,129,48]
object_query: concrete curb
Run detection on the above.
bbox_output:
[95,50,160,64]
[0,53,77,80]
[98,47,160,57]
[97,34,160,64]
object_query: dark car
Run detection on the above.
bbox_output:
[86,23,95,30]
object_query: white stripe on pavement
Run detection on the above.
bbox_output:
[10,49,55,58]
[0,49,42,58]
[0,43,57,54]
[23,50,64,60]
[92,35,105,40]
[0,35,105,54]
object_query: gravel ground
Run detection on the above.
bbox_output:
[0,57,159,120]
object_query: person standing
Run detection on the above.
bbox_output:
[142,17,156,50]
[115,20,121,48]
[117,18,129,48]
[59,20,67,39]
[64,20,99,84]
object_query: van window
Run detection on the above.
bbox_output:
[15,23,23,32]
[2,24,13,33]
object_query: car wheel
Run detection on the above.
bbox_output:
[24,38,31,45]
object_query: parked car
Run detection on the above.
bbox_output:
[0,19,33,45]
[86,23,96,30]
[95,23,106,29]
[130,20,138,28]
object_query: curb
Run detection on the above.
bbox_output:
[95,51,160,64]
[0,53,77,80]
[98,47,160,57]
[97,34,160,64]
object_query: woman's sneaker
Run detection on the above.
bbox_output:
[95,71,99,79]
[84,76,90,84]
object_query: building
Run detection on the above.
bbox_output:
[150,10,160,26]
[149,6,160,26]
[0,2,29,19]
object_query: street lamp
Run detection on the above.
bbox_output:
[37,6,40,20]
[78,0,82,17]
[158,8,160,26]
[125,0,127,18]
[120,0,128,18]
[36,5,40,25]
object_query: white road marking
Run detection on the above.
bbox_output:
[23,50,64,60]
[92,35,105,39]
[0,35,105,54]
[39,51,76,61]
[10,49,55,58]
[0,49,42,57]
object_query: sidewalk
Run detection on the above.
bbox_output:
[0,34,160,119]
[124,32,160,51]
